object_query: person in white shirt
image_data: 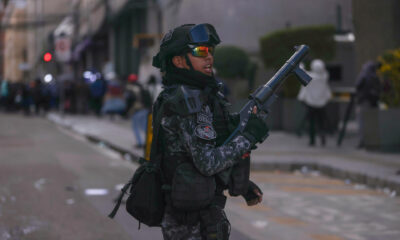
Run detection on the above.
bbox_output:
[298,59,332,146]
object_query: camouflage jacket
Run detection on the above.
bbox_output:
[157,86,251,177]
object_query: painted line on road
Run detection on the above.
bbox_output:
[84,188,109,196]
[310,234,345,240]
[270,216,307,226]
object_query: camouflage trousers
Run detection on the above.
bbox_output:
[161,205,230,240]
[161,207,202,240]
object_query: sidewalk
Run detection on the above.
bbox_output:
[47,112,400,194]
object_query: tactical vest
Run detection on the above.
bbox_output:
[157,86,217,212]
[209,93,250,196]
[157,85,249,213]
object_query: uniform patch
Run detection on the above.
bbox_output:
[197,112,212,124]
[194,124,216,140]
[197,106,212,123]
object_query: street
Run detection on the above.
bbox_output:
[1,113,400,240]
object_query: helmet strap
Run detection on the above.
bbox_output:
[184,54,194,71]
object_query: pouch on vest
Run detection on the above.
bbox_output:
[171,162,216,211]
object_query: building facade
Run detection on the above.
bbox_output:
[2,2,28,83]
[352,0,400,72]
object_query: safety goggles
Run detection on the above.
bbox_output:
[188,23,221,45]
[189,45,215,57]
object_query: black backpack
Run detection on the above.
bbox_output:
[108,96,166,227]
[108,157,165,227]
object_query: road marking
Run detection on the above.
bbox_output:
[84,188,109,196]
[310,234,345,240]
[280,186,383,196]
[270,216,307,226]
[251,220,268,228]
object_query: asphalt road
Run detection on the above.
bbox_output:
[1,113,399,240]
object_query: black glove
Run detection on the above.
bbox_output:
[242,180,263,206]
[242,114,269,146]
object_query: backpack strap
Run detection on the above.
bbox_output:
[108,176,133,218]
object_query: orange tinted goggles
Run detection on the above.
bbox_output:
[190,46,215,57]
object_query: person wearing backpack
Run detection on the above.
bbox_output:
[150,23,269,240]
[89,71,107,116]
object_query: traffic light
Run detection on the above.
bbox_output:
[43,52,52,62]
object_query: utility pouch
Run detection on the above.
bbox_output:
[126,161,165,226]
[228,155,250,196]
[171,162,216,211]
[108,159,165,227]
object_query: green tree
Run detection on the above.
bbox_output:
[214,46,250,79]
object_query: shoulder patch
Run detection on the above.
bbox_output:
[194,124,216,140]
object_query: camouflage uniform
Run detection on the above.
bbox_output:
[161,205,202,240]
[157,87,252,240]
[161,103,251,176]
[150,23,266,240]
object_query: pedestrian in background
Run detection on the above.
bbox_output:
[32,78,46,115]
[76,80,90,114]
[101,76,126,118]
[298,59,332,146]
[0,79,9,111]
[63,80,76,114]
[5,81,17,112]
[147,75,163,103]
[355,60,382,148]
[18,82,32,116]
[47,79,59,111]
[125,74,152,148]
[89,71,107,116]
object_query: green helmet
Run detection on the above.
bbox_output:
[152,23,221,71]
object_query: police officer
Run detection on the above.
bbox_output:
[152,23,269,240]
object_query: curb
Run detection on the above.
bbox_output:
[48,114,399,197]
[252,162,400,194]
[84,134,141,163]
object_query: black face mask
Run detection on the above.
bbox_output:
[163,67,219,91]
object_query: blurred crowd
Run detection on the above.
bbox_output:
[0,70,161,119]
[1,59,384,149]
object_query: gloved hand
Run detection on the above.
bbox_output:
[242,113,269,146]
[242,180,263,206]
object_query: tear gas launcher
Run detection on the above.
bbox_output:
[224,44,312,144]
